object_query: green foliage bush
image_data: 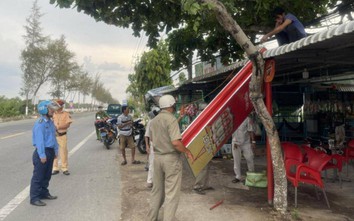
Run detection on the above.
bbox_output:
[0,96,30,118]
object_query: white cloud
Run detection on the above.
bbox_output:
[0,0,148,103]
[98,62,127,72]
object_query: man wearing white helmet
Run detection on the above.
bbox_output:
[147,94,194,221]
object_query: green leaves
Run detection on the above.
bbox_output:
[0,96,26,117]
[50,0,74,8]
[182,0,201,15]
[128,41,172,100]
[49,0,347,69]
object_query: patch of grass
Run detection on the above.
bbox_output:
[291,208,301,220]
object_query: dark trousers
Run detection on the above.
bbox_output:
[30,148,55,203]
[276,23,305,46]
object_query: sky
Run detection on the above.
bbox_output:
[0,0,148,103]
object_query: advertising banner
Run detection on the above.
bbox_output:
[181,61,254,177]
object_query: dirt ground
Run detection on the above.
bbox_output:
[118,149,354,221]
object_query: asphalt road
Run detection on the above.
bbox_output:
[0,112,121,221]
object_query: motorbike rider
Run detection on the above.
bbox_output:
[95,106,110,140]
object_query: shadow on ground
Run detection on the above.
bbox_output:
[119,149,354,221]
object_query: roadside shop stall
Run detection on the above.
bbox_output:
[146,20,354,205]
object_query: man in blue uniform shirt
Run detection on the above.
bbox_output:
[30,100,60,206]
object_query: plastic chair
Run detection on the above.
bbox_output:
[323,153,343,188]
[344,140,354,176]
[285,152,331,208]
[303,145,343,188]
[302,145,317,162]
[282,142,304,177]
[282,142,304,163]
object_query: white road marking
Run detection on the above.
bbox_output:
[68,131,95,157]
[0,132,25,140]
[0,131,95,221]
[0,187,29,220]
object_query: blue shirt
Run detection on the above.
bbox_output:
[32,116,59,159]
[284,13,307,38]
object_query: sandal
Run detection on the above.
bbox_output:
[132,160,141,164]
[192,188,206,195]
[232,178,241,183]
[202,186,215,191]
[121,161,127,165]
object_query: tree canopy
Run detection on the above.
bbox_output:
[50,0,352,69]
[126,41,172,106]
[20,0,118,110]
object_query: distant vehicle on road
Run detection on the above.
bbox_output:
[106,104,122,118]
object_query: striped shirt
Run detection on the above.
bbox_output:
[117,114,133,136]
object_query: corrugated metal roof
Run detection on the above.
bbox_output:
[263,21,354,59]
[334,84,354,92]
[191,21,354,83]
[182,20,354,89]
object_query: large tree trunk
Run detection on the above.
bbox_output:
[201,0,287,213]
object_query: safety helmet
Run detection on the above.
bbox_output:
[159,95,176,109]
[37,100,60,115]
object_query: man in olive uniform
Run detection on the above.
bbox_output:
[30,100,60,206]
[147,95,194,221]
[95,106,110,140]
[52,99,73,176]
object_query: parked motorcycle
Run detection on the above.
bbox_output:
[132,119,146,154]
[95,118,118,149]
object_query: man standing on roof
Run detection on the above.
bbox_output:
[52,99,73,176]
[147,94,194,221]
[260,7,307,46]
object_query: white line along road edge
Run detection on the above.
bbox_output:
[0,131,95,221]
